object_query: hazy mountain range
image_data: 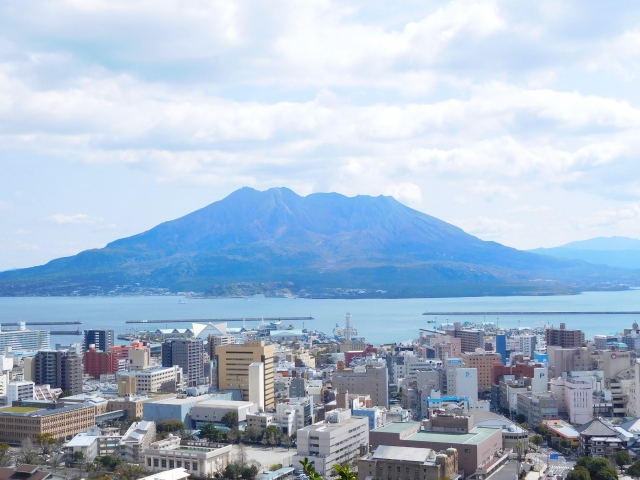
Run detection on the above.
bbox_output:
[1,187,638,298]
[529,236,640,270]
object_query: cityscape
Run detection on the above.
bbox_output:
[0,311,638,480]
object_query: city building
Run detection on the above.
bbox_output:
[120,365,184,394]
[144,436,232,477]
[248,362,265,411]
[143,395,213,424]
[292,409,369,476]
[207,333,235,360]
[545,324,584,348]
[139,469,189,480]
[65,426,122,461]
[275,397,313,435]
[120,420,157,463]
[450,324,484,353]
[516,392,558,427]
[332,364,389,408]
[84,345,121,378]
[550,377,593,424]
[190,400,258,427]
[7,381,34,404]
[542,420,580,447]
[357,446,458,480]
[460,352,503,392]
[83,330,114,352]
[162,339,205,387]
[0,403,96,443]
[246,412,274,433]
[576,418,624,457]
[0,465,52,480]
[216,340,275,408]
[495,334,507,365]
[0,324,50,354]
[34,350,83,395]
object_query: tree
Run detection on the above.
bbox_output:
[270,464,283,471]
[36,433,56,455]
[200,423,225,442]
[114,463,146,480]
[0,444,11,467]
[594,468,618,480]
[244,426,259,443]
[17,438,40,465]
[263,426,282,445]
[577,457,612,479]
[614,451,632,468]
[227,428,239,445]
[531,435,544,450]
[333,464,357,480]
[515,441,526,479]
[567,467,591,480]
[97,455,122,471]
[158,419,186,435]
[628,459,640,479]
[300,458,322,480]
[282,434,291,450]
[221,411,239,429]
[515,414,526,424]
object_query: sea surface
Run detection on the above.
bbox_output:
[1,290,640,346]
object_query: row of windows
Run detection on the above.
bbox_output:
[149,458,198,471]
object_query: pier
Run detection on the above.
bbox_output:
[422,311,640,316]
[0,321,82,326]
[50,330,82,335]
[125,316,314,324]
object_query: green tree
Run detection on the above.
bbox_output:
[227,428,239,444]
[614,451,632,468]
[628,459,640,479]
[243,426,260,443]
[300,458,322,480]
[114,463,146,480]
[221,411,239,429]
[567,467,591,480]
[594,468,618,480]
[0,444,11,467]
[97,455,122,471]
[531,435,544,450]
[577,457,612,479]
[333,464,356,480]
[263,426,282,445]
[200,423,225,442]
[158,419,186,435]
[270,464,283,471]
[515,414,526,424]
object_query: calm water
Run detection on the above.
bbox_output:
[1,290,640,346]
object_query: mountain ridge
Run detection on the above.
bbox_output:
[529,236,640,269]
[1,187,638,298]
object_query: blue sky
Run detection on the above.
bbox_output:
[1,0,640,270]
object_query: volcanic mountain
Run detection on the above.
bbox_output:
[1,187,637,297]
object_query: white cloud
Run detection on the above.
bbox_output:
[456,216,523,240]
[47,214,103,225]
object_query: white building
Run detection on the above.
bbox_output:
[248,362,265,411]
[127,365,184,393]
[65,426,123,461]
[7,381,34,404]
[0,325,50,354]
[292,409,369,476]
[453,368,478,402]
[275,397,313,435]
[190,400,257,427]
[443,358,463,396]
[120,420,157,463]
[144,436,231,477]
[139,468,190,480]
[551,377,593,424]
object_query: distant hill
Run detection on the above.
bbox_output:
[1,187,638,298]
[529,236,640,269]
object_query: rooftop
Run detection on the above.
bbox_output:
[372,445,434,463]
[153,396,211,406]
[138,468,189,480]
[373,422,500,445]
[0,406,40,413]
[193,400,254,408]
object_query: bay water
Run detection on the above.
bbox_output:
[2,289,640,346]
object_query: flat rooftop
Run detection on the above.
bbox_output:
[373,422,500,445]
[194,399,254,408]
[153,396,210,406]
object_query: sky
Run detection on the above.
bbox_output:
[2,0,640,271]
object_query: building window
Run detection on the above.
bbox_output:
[193,463,198,471]
[184,462,190,470]
[153,459,159,467]
[161,460,166,468]
[147,458,151,466]
[170,461,174,469]
[177,461,182,468]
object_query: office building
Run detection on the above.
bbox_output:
[144,436,232,477]
[460,352,503,392]
[0,324,50,354]
[332,364,389,408]
[7,381,34,404]
[450,324,484,353]
[34,350,83,395]
[119,365,184,394]
[162,339,204,387]
[545,323,584,348]
[495,334,507,365]
[84,345,121,378]
[292,409,369,476]
[216,340,275,408]
[83,330,114,352]
[358,446,458,480]
[370,413,504,478]
[289,377,306,398]
[275,397,313,435]
[0,403,96,443]
[190,400,258,427]
[550,377,593,424]
[207,334,235,360]
[120,420,158,463]
[516,392,558,427]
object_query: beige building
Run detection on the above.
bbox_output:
[144,436,232,477]
[216,341,275,408]
[107,393,173,420]
[0,403,97,443]
[246,412,274,432]
[120,365,184,394]
[332,364,389,408]
[358,446,458,480]
[461,352,503,391]
[292,409,369,476]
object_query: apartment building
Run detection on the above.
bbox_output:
[450,324,484,353]
[84,345,121,378]
[121,365,184,394]
[162,339,205,387]
[0,325,50,354]
[545,323,584,348]
[460,352,503,392]
[0,403,96,443]
[275,397,313,435]
[34,350,83,395]
[516,392,558,427]
[550,377,593,424]
[120,420,157,463]
[292,409,369,476]
[207,334,235,360]
[7,381,35,404]
[83,330,115,352]
[216,340,275,408]
[332,364,389,408]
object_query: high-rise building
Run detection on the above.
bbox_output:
[207,334,235,360]
[332,364,389,408]
[545,323,584,348]
[216,340,275,408]
[83,330,114,352]
[34,350,83,395]
[0,323,50,354]
[460,351,503,392]
[84,345,121,378]
[495,334,507,364]
[162,338,204,387]
[450,324,484,353]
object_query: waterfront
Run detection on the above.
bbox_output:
[1,289,640,346]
